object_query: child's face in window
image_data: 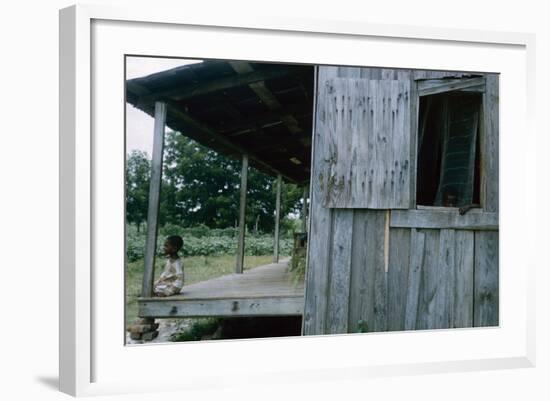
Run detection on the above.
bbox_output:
[163,240,177,256]
[443,193,457,207]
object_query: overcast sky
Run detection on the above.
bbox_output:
[125,56,203,157]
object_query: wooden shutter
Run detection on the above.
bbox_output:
[319,78,411,209]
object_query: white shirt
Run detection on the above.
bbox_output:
[153,257,184,296]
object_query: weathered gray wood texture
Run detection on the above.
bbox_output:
[320,78,411,209]
[391,209,498,230]
[235,154,248,273]
[474,231,499,326]
[139,260,304,318]
[417,77,485,97]
[301,184,309,232]
[273,174,282,262]
[139,296,303,318]
[303,66,334,335]
[482,75,499,212]
[303,67,499,336]
[142,102,166,297]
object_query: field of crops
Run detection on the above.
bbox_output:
[126,223,293,261]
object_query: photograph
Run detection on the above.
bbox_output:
[124,56,499,344]
[3,0,546,398]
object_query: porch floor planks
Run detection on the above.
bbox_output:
[138,259,305,318]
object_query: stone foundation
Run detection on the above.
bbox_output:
[126,317,159,342]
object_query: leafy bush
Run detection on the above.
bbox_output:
[126,223,292,261]
[170,318,220,342]
[289,247,307,284]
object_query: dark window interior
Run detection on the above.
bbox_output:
[416,91,482,207]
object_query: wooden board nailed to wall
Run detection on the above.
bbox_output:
[319,78,411,209]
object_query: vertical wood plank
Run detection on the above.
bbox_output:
[348,210,386,333]
[482,74,499,212]
[416,229,440,330]
[396,69,412,82]
[235,154,248,273]
[453,230,474,328]
[381,68,396,80]
[384,210,390,273]
[326,210,354,334]
[409,72,419,208]
[303,66,337,335]
[301,184,308,232]
[375,80,389,207]
[404,229,426,330]
[393,79,409,208]
[434,229,456,328]
[323,78,411,208]
[387,228,411,331]
[273,174,282,262]
[474,230,499,326]
[373,213,389,332]
[367,79,378,207]
[348,210,370,333]
[142,101,166,297]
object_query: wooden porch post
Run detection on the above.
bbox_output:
[141,101,167,297]
[301,184,308,233]
[236,154,248,274]
[273,174,282,263]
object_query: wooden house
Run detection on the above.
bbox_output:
[126,60,498,336]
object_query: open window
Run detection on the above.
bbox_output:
[416,76,484,207]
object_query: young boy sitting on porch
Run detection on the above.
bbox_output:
[153,235,184,297]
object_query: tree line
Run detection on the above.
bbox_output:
[126,131,304,233]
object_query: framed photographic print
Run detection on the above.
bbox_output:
[59,3,536,397]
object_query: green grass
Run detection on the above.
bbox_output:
[169,318,220,342]
[125,254,275,325]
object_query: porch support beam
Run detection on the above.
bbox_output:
[142,101,167,297]
[273,174,282,263]
[236,154,248,274]
[229,61,303,134]
[301,184,309,232]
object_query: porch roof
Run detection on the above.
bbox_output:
[126,59,314,184]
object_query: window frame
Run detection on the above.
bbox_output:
[413,75,487,212]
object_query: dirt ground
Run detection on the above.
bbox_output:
[125,318,194,345]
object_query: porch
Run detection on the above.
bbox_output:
[138,258,304,318]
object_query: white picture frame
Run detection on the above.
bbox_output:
[59,3,536,397]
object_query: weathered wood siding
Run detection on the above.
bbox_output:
[305,213,495,333]
[474,230,499,326]
[482,75,499,212]
[320,78,411,208]
[303,66,499,336]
